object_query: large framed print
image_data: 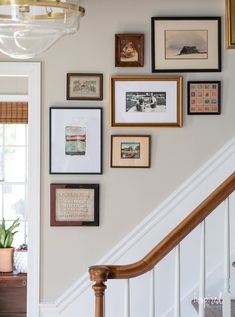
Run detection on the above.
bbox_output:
[226,0,235,48]
[151,17,221,72]
[50,107,102,174]
[50,184,99,226]
[111,76,183,127]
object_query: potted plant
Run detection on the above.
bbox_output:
[0,218,20,272]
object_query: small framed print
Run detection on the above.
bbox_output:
[188,81,221,115]
[67,73,103,100]
[111,135,151,168]
[111,75,183,127]
[50,184,99,226]
[225,0,235,48]
[49,107,102,174]
[151,17,221,72]
[115,34,144,67]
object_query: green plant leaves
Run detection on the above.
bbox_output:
[0,218,20,248]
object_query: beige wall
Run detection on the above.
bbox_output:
[1,0,234,302]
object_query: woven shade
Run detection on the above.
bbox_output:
[0,102,28,124]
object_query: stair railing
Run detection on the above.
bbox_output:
[89,172,235,317]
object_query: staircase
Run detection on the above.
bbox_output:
[89,173,235,317]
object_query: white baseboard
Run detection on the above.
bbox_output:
[40,136,235,316]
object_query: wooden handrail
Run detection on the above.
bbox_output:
[89,172,235,317]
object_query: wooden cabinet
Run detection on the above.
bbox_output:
[0,272,27,317]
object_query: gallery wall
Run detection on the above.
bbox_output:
[1,0,235,302]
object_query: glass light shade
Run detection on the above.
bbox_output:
[0,0,84,59]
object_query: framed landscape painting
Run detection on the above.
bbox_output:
[151,17,221,72]
[111,75,183,127]
[49,107,102,174]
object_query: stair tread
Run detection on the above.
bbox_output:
[192,299,235,317]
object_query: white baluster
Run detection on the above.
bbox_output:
[124,279,130,317]
[174,245,180,317]
[149,268,155,317]
[223,197,231,317]
[199,221,206,317]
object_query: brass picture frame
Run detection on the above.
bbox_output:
[111,75,183,127]
[226,0,235,48]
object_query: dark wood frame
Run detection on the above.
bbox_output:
[111,75,183,127]
[50,183,99,226]
[111,135,151,168]
[225,0,235,48]
[115,34,144,67]
[67,73,103,100]
[151,17,221,72]
[187,81,221,115]
[49,107,103,175]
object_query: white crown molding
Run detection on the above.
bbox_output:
[40,136,235,316]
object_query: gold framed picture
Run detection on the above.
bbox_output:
[226,0,235,48]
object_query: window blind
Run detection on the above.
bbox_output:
[0,102,28,124]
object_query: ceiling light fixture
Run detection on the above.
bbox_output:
[0,0,85,59]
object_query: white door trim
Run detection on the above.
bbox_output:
[0,62,41,317]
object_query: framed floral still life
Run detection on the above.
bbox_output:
[111,135,151,168]
[49,107,102,174]
[50,183,99,226]
[67,73,103,100]
[115,34,144,67]
[111,76,183,127]
[188,81,221,115]
[151,17,221,72]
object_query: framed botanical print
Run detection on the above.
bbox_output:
[188,81,221,114]
[115,34,144,67]
[111,135,151,168]
[151,17,221,72]
[49,107,102,174]
[50,183,99,226]
[111,75,183,127]
[67,73,103,100]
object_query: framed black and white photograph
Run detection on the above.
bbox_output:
[49,107,102,174]
[151,17,221,72]
[111,76,183,127]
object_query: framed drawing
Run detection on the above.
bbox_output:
[50,184,99,226]
[188,81,221,114]
[49,107,102,174]
[111,135,151,168]
[67,73,103,100]
[151,17,221,72]
[115,34,144,67]
[111,75,183,127]
[225,0,235,48]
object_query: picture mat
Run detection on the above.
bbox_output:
[154,20,219,69]
[112,136,149,167]
[115,80,177,123]
[69,76,101,98]
[50,108,101,173]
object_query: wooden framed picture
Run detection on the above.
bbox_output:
[49,107,102,174]
[225,0,235,48]
[111,135,151,168]
[67,73,103,100]
[115,34,144,67]
[151,17,221,72]
[50,184,99,226]
[111,75,183,127]
[188,81,221,115]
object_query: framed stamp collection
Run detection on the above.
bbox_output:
[50,13,224,227]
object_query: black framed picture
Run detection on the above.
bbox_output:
[188,81,221,114]
[151,17,221,72]
[50,183,99,226]
[49,107,102,174]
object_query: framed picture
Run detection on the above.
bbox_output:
[225,0,235,48]
[188,81,221,115]
[151,17,221,72]
[49,107,102,174]
[67,73,103,100]
[111,75,183,127]
[115,34,144,67]
[50,184,99,226]
[111,135,151,168]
